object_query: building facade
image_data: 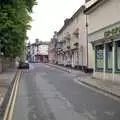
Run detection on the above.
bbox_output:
[56,40,64,65]
[85,0,120,81]
[28,42,48,63]
[48,32,57,64]
[56,6,93,71]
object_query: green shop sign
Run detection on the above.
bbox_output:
[104,26,120,40]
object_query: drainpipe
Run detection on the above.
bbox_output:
[86,15,88,70]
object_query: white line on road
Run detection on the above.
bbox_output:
[73,78,120,103]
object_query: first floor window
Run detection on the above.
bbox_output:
[95,45,104,71]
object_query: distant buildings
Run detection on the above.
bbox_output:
[48,32,57,64]
[27,41,49,63]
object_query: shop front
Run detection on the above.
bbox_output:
[93,25,120,81]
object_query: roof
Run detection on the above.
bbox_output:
[30,42,49,47]
[57,5,85,35]
[84,0,107,14]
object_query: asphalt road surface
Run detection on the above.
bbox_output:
[13,63,120,120]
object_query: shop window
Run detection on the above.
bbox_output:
[115,41,120,72]
[95,45,104,71]
[106,43,113,72]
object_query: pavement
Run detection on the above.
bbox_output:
[0,69,16,107]
[46,63,91,77]
[78,77,120,99]
[13,63,120,120]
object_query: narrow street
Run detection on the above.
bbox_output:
[13,63,120,120]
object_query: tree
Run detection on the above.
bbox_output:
[0,0,37,58]
[25,0,37,12]
[0,0,37,12]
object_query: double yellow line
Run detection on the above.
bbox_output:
[3,70,22,120]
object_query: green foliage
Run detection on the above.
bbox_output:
[24,0,37,12]
[0,0,37,12]
[0,0,36,58]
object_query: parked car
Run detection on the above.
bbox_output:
[18,60,29,69]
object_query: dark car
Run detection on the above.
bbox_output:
[18,60,29,69]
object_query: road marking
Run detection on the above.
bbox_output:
[36,74,94,120]
[74,78,120,103]
[3,72,18,120]
[3,71,21,120]
[7,71,21,120]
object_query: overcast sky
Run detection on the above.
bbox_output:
[27,0,85,43]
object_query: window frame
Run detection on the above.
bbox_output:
[95,44,104,72]
[115,40,120,72]
[105,42,113,72]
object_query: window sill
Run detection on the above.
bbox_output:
[95,69,104,72]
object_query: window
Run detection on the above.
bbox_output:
[95,45,104,71]
[106,43,113,72]
[115,41,120,72]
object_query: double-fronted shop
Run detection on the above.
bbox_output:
[91,24,120,81]
[85,0,120,81]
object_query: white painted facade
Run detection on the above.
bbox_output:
[88,0,120,35]
[29,44,48,62]
[86,0,120,81]
[57,6,93,69]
